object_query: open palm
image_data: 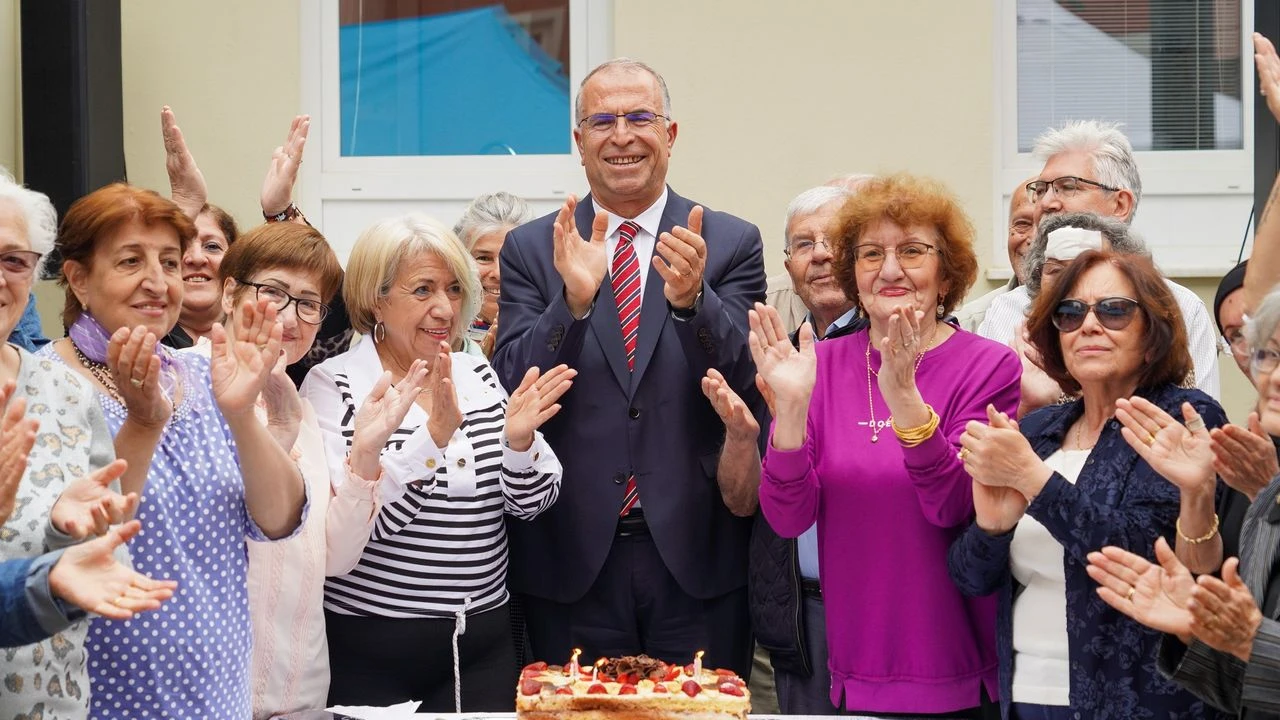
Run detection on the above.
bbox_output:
[747,303,815,405]
[1116,399,1214,494]
[1087,538,1195,640]
[211,299,283,418]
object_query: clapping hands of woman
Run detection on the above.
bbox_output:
[349,360,430,481]
[211,298,284,418]
[748,302,815,451]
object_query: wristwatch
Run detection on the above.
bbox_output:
[264,202,303,223]
[670,291,703,321]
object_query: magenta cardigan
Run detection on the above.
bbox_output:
[760,328,1021,715]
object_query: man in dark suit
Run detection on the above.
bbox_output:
[491,58,765,676]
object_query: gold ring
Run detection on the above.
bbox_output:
[957,448,970,461]
[1145,433,1155,446]
[1127,587,1136,601]
[130,378,144,388]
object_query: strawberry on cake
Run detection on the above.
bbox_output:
[516,654,750,720]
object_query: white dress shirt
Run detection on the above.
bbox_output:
[595,187,669,299]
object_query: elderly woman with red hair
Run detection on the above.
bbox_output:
[753,174,1020,718]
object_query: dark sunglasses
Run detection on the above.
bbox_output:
[1051,296,1141,333]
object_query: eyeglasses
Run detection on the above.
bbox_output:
[1025,176,1120,203]
[1252,347,1280,377]
[785,238,832,258]
[1222,328,1248,358]
[577,111,669,134]
[852,242,938,270]
[0,251,42,279]
[1051,296,1141,333]
[236,279,330,325]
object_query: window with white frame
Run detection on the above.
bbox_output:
[300,0,611,262]
[995,0,1253,278]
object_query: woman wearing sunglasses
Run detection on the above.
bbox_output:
[949,250,1230,720]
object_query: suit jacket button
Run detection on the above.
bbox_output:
[613,472,627,484]
[628,407,640,419]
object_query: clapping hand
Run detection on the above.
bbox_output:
[960,407,1030,534]
[1257,33,1280,125]
[0,385,38,526]
[875,305,928,398]
[350,361,429,481]
[959,405,1046,496]
[1210,413,1277,502]
[48,520,178,621]
[1116,398,1215,497]
[702,368,760,444]
[260,114,309,218]
[211,298,284,418]
[50,460,138,540]
[504,364,576,452]
[654,205,706,310]
[107,326,172,429]
[1086,537,1196,643]
[161,105,207,220]
[1187,557,1264,661]
[747,303,815,406]
[425,343,464,449]
[552,196,609,318]
[262,351,303,452]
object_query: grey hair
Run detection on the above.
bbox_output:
[575,58,672,121]
[1032,120,1142,222]
[1247,287,1280,357]
[1024,212,1147,297]
[0,167,57,262]
[825,173,876,193]
[453,192,534,250]
[783,186,851,250]
[343,213,481,346]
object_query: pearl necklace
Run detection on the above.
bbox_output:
[864,326,937,443]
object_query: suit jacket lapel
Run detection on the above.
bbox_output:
[630,189,691,390]
[578,196,631,393]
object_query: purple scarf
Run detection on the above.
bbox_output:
[68,313,179,400]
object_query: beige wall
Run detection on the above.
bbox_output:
[0,0,1256,418]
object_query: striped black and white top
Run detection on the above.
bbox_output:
[301,335,562,618]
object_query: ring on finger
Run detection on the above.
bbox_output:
[1127,586,1136,601]
[957,448,970,461]
[1185,415,1206,433]
[130,378,144,389]
[1145,433,1155,446]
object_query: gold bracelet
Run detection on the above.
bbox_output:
[893,405,939,447]
[1176,513,1220,545]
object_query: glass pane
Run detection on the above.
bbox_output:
[1017,0,1242,152]
[339,0,571,157]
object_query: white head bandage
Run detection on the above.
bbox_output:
[1045,227,1104,262]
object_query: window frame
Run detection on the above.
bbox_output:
[991,0,1256,279]
[299,0,611,215]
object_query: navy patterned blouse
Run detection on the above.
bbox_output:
[947,383,1234,720]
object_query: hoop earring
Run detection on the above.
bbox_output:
[372,321,386,344]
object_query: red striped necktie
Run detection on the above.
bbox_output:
[614,220,642,516]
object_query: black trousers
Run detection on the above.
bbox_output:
[325,603,516,712]
[521,529,752,678]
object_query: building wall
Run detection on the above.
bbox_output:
[0,0,1256,418]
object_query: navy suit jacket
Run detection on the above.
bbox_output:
[491,188,766,603]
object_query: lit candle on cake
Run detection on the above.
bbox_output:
[693,650,704,677]
[568,648,582,677]
[592,658,605,683]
